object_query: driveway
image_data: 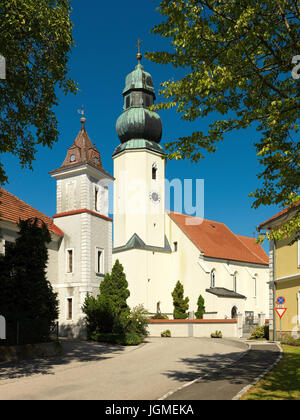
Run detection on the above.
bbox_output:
[0,337,247,400]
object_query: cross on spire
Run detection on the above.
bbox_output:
[136,38,143,63]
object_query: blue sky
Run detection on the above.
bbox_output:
[3,0,281,252]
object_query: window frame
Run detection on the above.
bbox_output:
[66,297,73,321]
[66,248,74,273]
[95,247,105,275]
[210,269,216,288]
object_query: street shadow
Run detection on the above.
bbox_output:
[163,342,281,388]
[0,339,126,381]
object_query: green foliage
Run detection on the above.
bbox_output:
[91,332,143,346]
[172,280,189,319]
[249,325,269,340]
[147,0,300,241]
[281,334,300,346]
[82,262,147,345]
[211,330,223,338]
[0,218,59,344]
[0,0,78,184]
[151,313,169,320]
[82,260,130,336]
[195,294,205,319]
[127,305,149,338]
[161,329,171,337]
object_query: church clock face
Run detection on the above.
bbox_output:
[150,190,160,204]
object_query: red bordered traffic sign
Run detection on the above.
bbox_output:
[276,296,286,305]
[275,307,287,319]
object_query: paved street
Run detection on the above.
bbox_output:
[165,343,281,400]
[0,337,247,400]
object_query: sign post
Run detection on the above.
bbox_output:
[275,296,287,343]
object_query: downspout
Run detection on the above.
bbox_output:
[272,239,277,341]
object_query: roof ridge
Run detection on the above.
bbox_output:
[167,210,226,226]
[234,234,268,265]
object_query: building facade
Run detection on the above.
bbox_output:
[112,55,270,322]
[0,117,113,337]
[259,205,300,340]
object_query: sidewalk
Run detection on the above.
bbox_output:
[163,342,281,400]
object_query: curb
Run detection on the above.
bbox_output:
[232,342,283,400]
[158,343,251,400]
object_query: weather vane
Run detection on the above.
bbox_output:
[77,105,86,128]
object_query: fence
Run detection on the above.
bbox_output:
[0,319,59,346]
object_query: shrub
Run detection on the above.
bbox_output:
[211,330,222,338]
[151,313,169,320]
[195,295,205,319]
[161,329,171,337]
[119,333,143,346]
[249,325,268,340]
[90,332,143,346]
[127,305,149,337]
[172,281,189,319]
[82,260,131,337]
[281,334,300,346]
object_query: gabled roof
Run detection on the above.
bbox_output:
[168,211,268,266]
[258,203,300,230]
[0,188,64,237]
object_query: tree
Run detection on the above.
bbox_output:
[83,260,131,335]
[0,0,77,184]
[195,294,205,319]
[0,218,59,344]
[146,0,300,242]
[171,280,189,319]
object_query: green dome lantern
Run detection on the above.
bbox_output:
[114,49,163,156]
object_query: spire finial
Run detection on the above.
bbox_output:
[136,38,143,63]
[78,105,86,129]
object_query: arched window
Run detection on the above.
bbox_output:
[152,163,157,180]
[233,272,237,292]
[210,270,216,288]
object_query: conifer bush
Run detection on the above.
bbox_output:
[195,295,205,319]
[171,281,189,319]
[82,261,148,345]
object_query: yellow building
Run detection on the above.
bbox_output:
[259,205,300,341]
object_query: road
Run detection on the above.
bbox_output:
[0,337,247,400]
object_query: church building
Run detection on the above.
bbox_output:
[112,54,269,320]
[0,52,270,336]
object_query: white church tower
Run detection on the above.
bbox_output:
[50,115,114,336]
[113,51,172,311]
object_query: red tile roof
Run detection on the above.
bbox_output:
[258,202,300,230]
[0,188,64,237]
[168,211,268,265]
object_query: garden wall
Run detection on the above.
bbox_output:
[148,318,242,338]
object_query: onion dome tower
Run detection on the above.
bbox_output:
[113,45,166,251]
[113,48,164,156]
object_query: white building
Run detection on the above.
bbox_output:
[0,56,270,337]
[112,55,269,322]
[0,117,113,337]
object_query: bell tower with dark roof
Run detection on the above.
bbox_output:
[49,116,114,334]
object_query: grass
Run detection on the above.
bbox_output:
[242,345,300,400]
